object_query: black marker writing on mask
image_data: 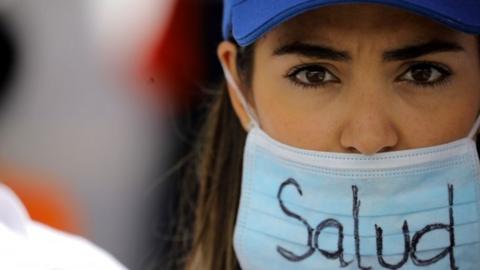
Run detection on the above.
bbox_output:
[277,178,351,267]
[276,178,315,261]
[314,219,352,266]
[276,179,457,269]
[375,221,410,269]
[409,184,458,270]
[352,185,372,270]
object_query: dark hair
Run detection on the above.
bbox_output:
[146,42,255,270]
[170,42,254,270]
[235,43,256,88]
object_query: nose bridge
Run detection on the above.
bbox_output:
[341,84,398,154]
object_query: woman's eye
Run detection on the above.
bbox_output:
[287,65,338,87]
[398,63,451,86]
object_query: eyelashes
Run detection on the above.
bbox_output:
[396,62,452,88]
[285,61,453,90]
[285,64,339,89]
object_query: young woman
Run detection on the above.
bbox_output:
[173,1,480,269]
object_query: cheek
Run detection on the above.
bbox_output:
[443,79,478,131]
[384,79,480,148]
[252,74,343,150]
[431,89,480,142]
[256,104,341,150]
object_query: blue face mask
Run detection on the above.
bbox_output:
[222,67,480,270]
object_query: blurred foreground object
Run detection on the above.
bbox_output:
[0,184,127,269]
[1,162,84,235]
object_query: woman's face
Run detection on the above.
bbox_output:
[219,4,480,154]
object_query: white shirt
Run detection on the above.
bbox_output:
[0,184,128,270]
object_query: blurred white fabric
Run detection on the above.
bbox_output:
[0,184,127,270]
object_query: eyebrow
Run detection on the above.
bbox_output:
[273,42,351,61]
[382,40,465,61]
[273,40,465,62]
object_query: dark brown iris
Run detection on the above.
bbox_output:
[411,65,432,82]
[304,69,325,83]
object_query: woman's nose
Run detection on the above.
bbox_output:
[339,95,398,155]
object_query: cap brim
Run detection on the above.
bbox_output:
[231,0,480,46]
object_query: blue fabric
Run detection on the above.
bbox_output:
[222,0,480,46]
[233,127,480,269]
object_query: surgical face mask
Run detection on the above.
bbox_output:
[222,66,480,269]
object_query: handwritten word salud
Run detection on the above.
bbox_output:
[276,178,457,270]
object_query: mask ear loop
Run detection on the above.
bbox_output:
[468,115,480,140]
[221,64,260,131]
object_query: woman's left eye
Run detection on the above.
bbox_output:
[397,63,451,86]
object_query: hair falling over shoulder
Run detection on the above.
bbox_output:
[178,82,245,270]
[183,42,254,270]
[150,42,254,270]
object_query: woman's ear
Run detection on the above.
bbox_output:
[217,41,253,131]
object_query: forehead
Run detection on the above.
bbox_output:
[266,4,467,47]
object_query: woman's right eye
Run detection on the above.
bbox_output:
[287,65,339,88]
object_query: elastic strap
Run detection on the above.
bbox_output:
[221,64,260,130]
[468,115,480,140]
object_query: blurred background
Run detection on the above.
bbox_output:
[0,0,223,269]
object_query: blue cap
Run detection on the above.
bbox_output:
[223,0,480,46]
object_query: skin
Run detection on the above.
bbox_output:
[218,4,480,154]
